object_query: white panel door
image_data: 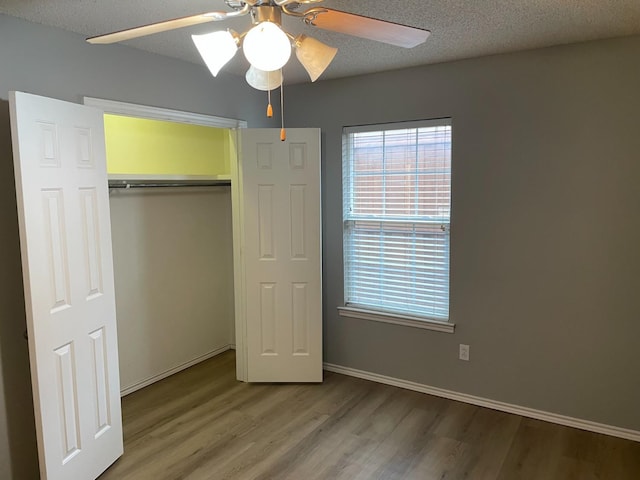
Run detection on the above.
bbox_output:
[9,91,123,480]
[237,128,322,382]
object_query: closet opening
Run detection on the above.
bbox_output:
[87,97,246,395]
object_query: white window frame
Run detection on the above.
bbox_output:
[339,119,454,333]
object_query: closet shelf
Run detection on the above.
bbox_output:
[108,174,231,189]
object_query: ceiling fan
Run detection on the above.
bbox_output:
[87,0,430,139]
[87,0,430,80]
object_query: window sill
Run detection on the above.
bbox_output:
[337,306,455,334]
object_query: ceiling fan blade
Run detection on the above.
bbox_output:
[86,11,228,44]
[307,8,430,48]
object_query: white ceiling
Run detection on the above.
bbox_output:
[2,0,640,84]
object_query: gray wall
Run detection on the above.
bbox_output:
[2,10,640,479]
[0,99,39,480]
[0,15,278,126]
[286,35,640,432]
[0,13,274,479]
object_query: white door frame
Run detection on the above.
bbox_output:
[82,97,250,381]
[83,97,246,129]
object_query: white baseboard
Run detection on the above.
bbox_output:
[323,362,640,443]
[121,344,233,397]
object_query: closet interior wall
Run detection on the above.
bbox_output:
[109,185,235,394]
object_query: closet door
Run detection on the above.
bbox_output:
[9,92,123,480]
[236,128,322,382]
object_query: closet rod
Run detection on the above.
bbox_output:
[109,181,230,190]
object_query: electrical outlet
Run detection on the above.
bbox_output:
[459,344,470,361]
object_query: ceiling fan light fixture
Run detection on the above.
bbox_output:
[192,30,238,77]
[246,66,283,91]
[294,34,337,82]
[243,21,291,72]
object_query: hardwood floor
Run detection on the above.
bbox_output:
[99,350,640,480]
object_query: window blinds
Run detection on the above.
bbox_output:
[343,120,452,321]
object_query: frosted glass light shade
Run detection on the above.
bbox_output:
[295,34,337,82]
[246,66,283,91]
[243,22,291,72]
[192,30,238,77]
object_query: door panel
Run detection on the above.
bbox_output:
[238,129,322,382]
[9,91,123,480]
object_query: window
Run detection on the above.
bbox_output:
[341,119,452,329]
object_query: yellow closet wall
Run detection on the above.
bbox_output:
[104,114,231,178]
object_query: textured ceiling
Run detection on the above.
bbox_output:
[2,0,640,84]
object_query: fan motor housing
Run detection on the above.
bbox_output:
[251,5,283,25]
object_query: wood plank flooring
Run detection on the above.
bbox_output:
[99,350,640,480]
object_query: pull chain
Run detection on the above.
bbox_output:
[280,80,286,141]
[266,71,273,118]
